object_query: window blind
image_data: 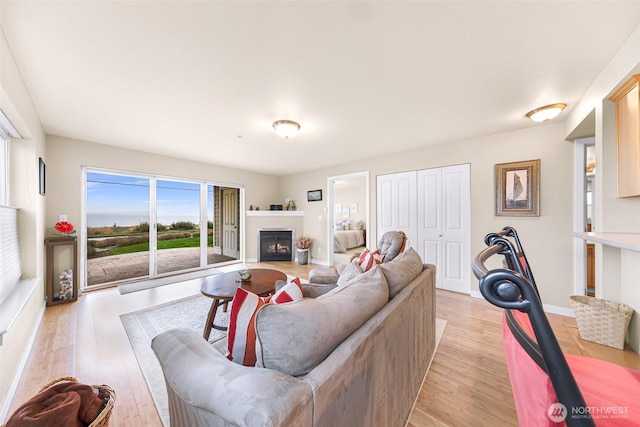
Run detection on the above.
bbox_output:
[0,205,22,305]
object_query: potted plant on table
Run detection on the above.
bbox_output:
[295,236,312,265]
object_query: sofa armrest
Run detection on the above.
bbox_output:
[151,328,313,426]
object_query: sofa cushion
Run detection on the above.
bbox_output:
[336,259,362,286]
[254,268,389,376]
[357,248,383,271]
[380,247,423,298]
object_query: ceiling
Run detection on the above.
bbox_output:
[1,1,639,176]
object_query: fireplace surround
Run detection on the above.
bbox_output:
[257,228,294,262]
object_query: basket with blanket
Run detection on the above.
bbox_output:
[3,376,116,427]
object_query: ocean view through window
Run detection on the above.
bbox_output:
[84,168,241,288]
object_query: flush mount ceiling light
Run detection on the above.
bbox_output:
[525,103,567,122]
[273,120,300,139]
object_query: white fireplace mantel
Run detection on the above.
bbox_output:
[246,211,304,217]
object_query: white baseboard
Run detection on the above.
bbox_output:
[245,258,330,267]
[469,291,575,317]
[0,300,46,423]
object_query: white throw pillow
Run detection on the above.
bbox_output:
[336,259,363,286]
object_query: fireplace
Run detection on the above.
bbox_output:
[257,228,294,262]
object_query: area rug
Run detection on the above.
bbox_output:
[121,295,447,426]
[121,294,229,426]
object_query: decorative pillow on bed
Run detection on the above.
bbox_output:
[227,278,304,366]
[358,248,384,272]
[348,220,362,230]
[336,259,363,286]
[334,220,344,231]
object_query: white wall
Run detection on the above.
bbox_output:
[566,24,640,351]
[0,27,46,417]
[280,122,575,308]
[46,134,282,267]
[334,178,367,226]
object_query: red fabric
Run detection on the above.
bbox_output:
[6,381,104,427]
[518,254,528,274]
[504,310,640,426]
[503,311,560,427]
[567,354,640,426]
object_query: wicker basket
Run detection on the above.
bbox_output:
[570,295,634,350]
[38,376,116,427]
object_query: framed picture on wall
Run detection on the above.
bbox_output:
[495,159,540,216]
[307,189,322,202]
[350,203,358,213]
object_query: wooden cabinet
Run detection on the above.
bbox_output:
[45,236,78,305]
[609,74,640,198]
[586,243,595,296]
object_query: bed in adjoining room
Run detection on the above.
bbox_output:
[333,220,365,253]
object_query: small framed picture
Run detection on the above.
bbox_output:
[350,203,358,214]
[39,157,46,195]
[335,203,342,213]
[307,189,322,202]
[342,208,350,219]
[495,159,540,216]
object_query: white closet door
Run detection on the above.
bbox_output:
[396,172,417,249]
[377,171,417,249]
[377,174,395,237]
[440,164,470,293]
[417,164,470,293]
[417,168,442,286]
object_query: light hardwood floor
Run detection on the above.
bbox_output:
[7,261,640,426]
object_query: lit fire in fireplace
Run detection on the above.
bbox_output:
[268,243,291,254]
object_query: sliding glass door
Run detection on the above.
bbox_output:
[156,179,201,274]
[86,172,151,286]
[85,169,241,287]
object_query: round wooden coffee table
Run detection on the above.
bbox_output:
[200,268,287,340]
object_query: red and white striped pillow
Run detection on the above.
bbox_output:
[226,287,265,366]
[227,277,304,366]
[358,248,384,272]
[265,277,303,304]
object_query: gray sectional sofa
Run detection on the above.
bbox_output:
[151,248,436,426]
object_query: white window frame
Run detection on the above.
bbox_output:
[0,110,21,206]
[81,167,243,288]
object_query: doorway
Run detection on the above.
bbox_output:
[572,136,595,297]
[327,171,370,267]
[221,187,239,258]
